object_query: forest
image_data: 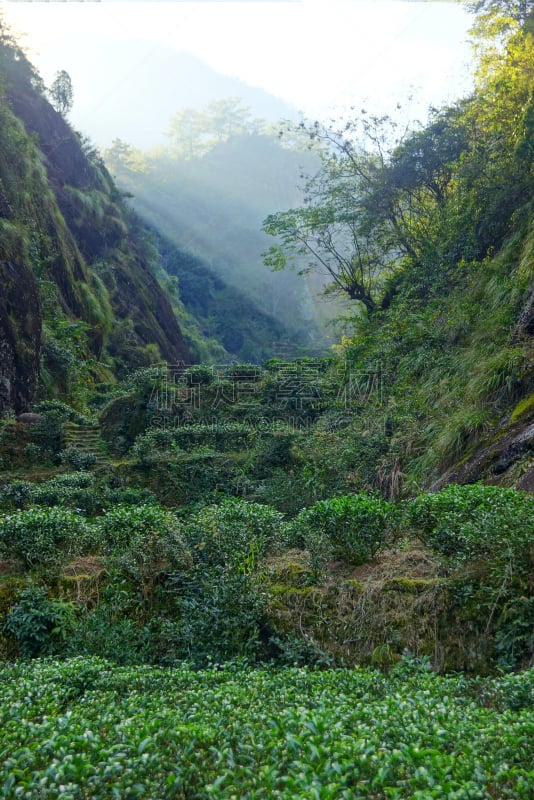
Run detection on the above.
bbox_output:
[0,1,533,797]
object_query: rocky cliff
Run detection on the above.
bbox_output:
[0,26,189,414]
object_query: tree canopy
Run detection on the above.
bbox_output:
[263,3,534,314]
[466,0,533,27]
[166,98,265,159]
[49,69,73,116]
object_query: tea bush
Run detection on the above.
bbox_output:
[29,401,88,460]
[114,526,192,597]
[173,422,254,453]
[58,446,97,471]
[95,503,191,603]
[97,504,182,555]
[249,432,296,478]
[0,507,97,569]
[183,498,283,571]
[161,499,284,663]
[0,474,157,516]
[4,585,76,658]
[131,428,181,464]
[102,486,158,508]
[175,567,268,664]
[406,484,534,567]
[292,493,395,567]
[0,658,532,798]
[64,609,157,665]
[31,472,99,515]
[182,363,216,386]
[0,480,34,510]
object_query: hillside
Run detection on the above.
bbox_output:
[0,22,190,416]
[0,7,532,795]
[105,127,332,354]
[0,9,534,800]
[259,5,534,498]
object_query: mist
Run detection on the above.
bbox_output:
[2,0,477,358]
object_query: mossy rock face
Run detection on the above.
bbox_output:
[0,257,41,416]
[433,412,534,491]
[0,50,191,417]
[511,391,534,424]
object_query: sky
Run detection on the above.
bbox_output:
[2,1,476,147]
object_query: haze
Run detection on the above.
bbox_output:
[3,1,474,149]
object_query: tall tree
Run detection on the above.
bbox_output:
[262,116,402,313]
[166,98,262,160]
[466,1,533,26]
[49,70,73,116]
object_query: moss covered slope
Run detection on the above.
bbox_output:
[0,24,189,414]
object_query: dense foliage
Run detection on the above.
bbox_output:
[260,5,534,492]
[289,494,395,567]
[0,658,532,799]
[1,6,534,796]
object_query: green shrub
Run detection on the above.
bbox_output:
[113,527,192,597]
[183,498,283,572]
[23,442,43,462]
[33,400,88,424]
[183,423,254,452]
[182,364,215,386]
[0,474,100,515]
[64,610,156,665]
[494,596,534,670]
[0,508,97,570]
[125,366,165,397]
[406,484,534,566]
[39,487,101,516]
[30,472,100,516]
[59,446,97,471]
[293,493,395,567]
[250,433,295,478]
[41,471,95,490]
[4,585,76,657]
[176,567,267,664]
[1,659,532,797]
[406,485,534,668]
[171,499,283,662]
[0,480,34,510]
[30,402,89,460]
[103,486,158,507]
[97,504,183,555]
[131,428,182,464]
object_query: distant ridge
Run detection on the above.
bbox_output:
[37,35,297,149]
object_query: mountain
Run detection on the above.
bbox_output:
[36,35,296,149]
[0,25,190,414]
[105,131,333,353]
